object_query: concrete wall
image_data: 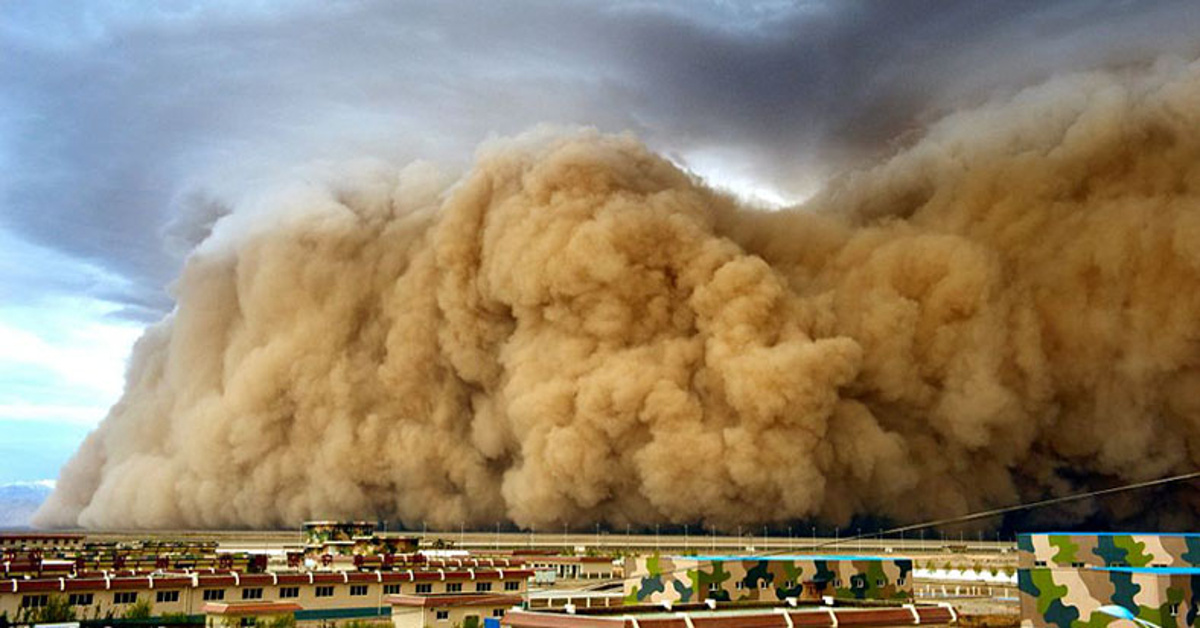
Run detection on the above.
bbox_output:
[391,605,508,628]
[1017,534,1199,628]
[624,556,914,605]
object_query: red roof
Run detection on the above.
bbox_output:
[6,567,534,594]
[500,606,956,628]
[516,556,612,564]
[202,602,303,616]
[388,593,523,608]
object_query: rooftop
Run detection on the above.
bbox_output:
[388,593,523,608]
[1089,566,1200,575]
[202,602,303,616]
[501,603,956,628]
[672,554,907,562]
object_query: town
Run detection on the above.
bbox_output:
[2,523,1194,628]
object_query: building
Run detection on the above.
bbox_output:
[301,521,419,561]
[2,535,269,578]
[527,590,624,611]
[203,601,302,628]
[0,534,85,551]
[388,593,521,628]
[0,567,532,624]
[501,601,957,628]
[624,555,914,605]
[1017,532,1200,628]
[509,555,615,580]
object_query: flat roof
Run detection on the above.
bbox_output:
[202,602,303,616]
[388,593,523,608]
[502,604,955,628]
[1090,567,1200,575]
[675,554,907,562]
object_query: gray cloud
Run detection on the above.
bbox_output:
[3,0,1200,320]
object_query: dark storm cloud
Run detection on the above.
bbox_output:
[3,0,1200,319]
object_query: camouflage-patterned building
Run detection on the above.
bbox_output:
[1018,533,1200,628]
[624,555,914,605]
[301,521,418,560]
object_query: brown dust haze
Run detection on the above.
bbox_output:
[36,57,1200,530]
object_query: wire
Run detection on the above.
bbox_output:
[824,469,1200,549]
[629,469,1200,585]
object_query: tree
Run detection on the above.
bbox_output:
[265,615,296,628]
[34,595,77,623]
[122,598,154,620]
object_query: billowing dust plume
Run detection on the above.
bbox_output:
[36,56,1200,530]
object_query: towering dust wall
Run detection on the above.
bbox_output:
[36,57,1200,529]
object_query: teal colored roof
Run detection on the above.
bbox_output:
[1090,566,1200,575]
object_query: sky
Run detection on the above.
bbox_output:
[3,0,1200,488]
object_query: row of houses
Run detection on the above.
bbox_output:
[1,567,533,623]
[624,555,914,605]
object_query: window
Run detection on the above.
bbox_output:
[1071,562,1085,568]
[68,593,94,606]
[1169,603,1180,617]
[21,595,48,609]
[783,580,793,589]
[476,582,492,592]
[897,577,906,586]
[279,587,300,599]
[240,618,257,627]
[436,610,449,621]
[242,588,263,600]
[735,581,745,590]
[157,590,180,603]
[416,583,432,594]
[834,579,843,587]
[504,581,520,591]
[493,609,505,617]
[708,582,719,592]
[1033,561,1047,567]
[876,579,885,587]
[350,585,368,596]
[114,592,138,605]
[203,589,226,601]
[446,583,462,593]
[760,581,771,590]
[384,584,401,595]
[315,586,334,598]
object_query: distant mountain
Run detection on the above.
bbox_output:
[0,480,54,529]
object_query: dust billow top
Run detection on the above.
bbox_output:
[36,57,1200,530]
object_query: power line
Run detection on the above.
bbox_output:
[634,469,1200,584]
[823,469,1200,550]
